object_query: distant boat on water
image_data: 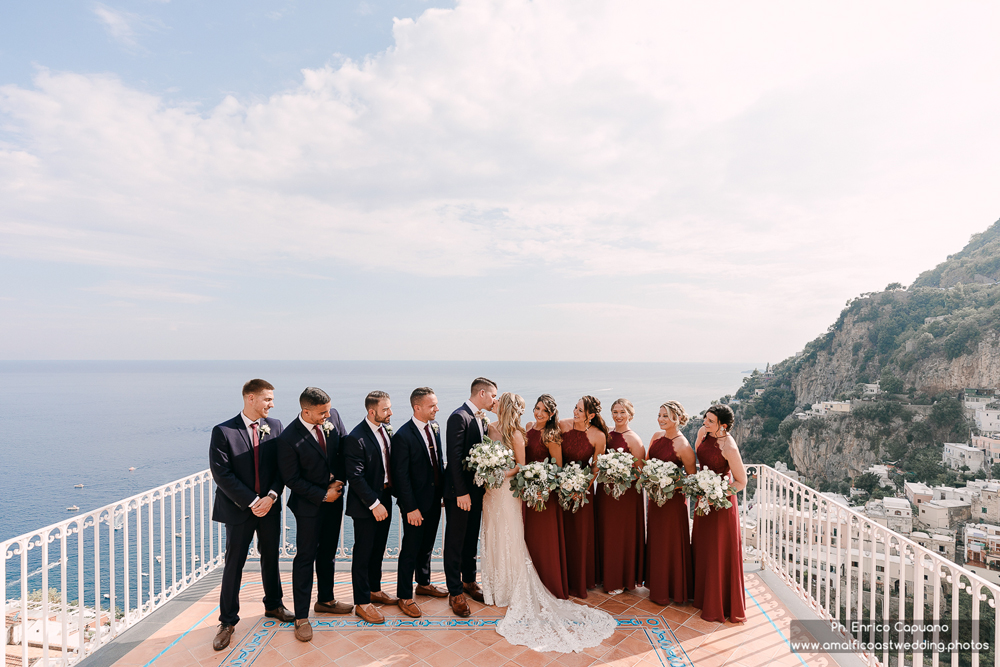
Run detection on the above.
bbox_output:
[128,467,135,472]
[66,506,79,512]
[74,484,84,488]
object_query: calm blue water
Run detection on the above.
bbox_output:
[0,360,754,541]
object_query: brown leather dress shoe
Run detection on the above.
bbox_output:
[294,619,313,642]
[264,606,295,623]
[213,624,235,651]
[398,598,422,618]
[462,582,485,603]
[370,590,399,605]
[314,599,354,614]
[355,603,385,624]
[449,593,471,617]
[415,583,449,598]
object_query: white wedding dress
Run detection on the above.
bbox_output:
[480,467,616,653]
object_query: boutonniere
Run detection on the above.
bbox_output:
[321,421,334,436]
[384,424,394,436]
[431,422,440,435]
[259,422,271,437]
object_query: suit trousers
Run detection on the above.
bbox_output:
[443,493,483,596]
[396,500,442,599]
[291,499,344,619]
[351,489,394,605]
[220,510,283,625]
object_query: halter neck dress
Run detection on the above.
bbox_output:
[595,430,644,592]
[560,428,597,599]
[522,428,569,599]
[691,434,746,622]
[644,434,693,605]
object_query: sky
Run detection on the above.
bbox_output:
[1,0,999,362]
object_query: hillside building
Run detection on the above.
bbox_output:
[809,400,852,417]
[975,408,1000,434]
[942,442,986,473]
[862,383,880,396]
[964,388,996,411]
[964,523,1000,581]
[972,482,1000,523]
[971,434,1000,466]
[931,485,979,504]
[917,499,971,530]
[864,497,912,534]
[904,481,933,505]
[911,530,956,561]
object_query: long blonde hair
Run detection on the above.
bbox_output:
[497,392,527,449]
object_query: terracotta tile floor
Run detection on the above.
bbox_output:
[106,569,843,667]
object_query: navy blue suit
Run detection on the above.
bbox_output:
[276,411,347,619]
[209,413,285,625]
[391,418,444,599]
[443,403,485,595]
[346,420,395,605]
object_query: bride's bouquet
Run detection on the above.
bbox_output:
[464,436,515,489]
[510,459,561,511]
[636,459,683,507]
[594,450,638,499]
[556,461,594,513]
[682,464,737,516]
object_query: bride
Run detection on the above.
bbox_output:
[480,392,616,653]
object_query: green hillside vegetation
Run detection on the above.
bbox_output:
[691,219,1000,490]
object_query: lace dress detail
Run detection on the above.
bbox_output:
[481,454,615,652]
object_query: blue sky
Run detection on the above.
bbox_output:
[1,1,999,361]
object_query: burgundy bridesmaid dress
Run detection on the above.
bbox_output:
[691,435,746,622]
[644,435,693,605]
[596,431,644,592]
[560,428,597,599]
[522,429,569,599]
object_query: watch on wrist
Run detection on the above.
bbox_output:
[267,491,278,501]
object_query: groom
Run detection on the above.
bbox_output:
[443,377,498,617]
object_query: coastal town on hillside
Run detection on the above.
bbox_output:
[744,377,1000,586]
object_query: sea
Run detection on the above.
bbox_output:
[0,360,755,602]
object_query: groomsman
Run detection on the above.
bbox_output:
[443,377,498,617]
[276,387,351,643]
[391,387,448,618]
[345,391,399,624]
[208,379,295,651]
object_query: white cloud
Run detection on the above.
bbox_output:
[92,4,141,48]
[2,0,1000,359]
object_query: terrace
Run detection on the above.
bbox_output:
[4,466,997,667]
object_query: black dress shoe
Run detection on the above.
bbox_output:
[264,606,295,623]
[213,624,235,651]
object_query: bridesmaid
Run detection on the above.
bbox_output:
[558,395,608,599]
[523,394,570,599]
[644,401,696,606]
[595,398,645,595]
[691,404,747,623]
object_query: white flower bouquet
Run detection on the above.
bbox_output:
[510,459,561,511]
[682,464,737,516]
[464,436,516,489]
[636,459,683,507]
[594,450,638,499]
[556,461,594,513]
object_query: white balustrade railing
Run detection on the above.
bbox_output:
[745,464,1000,667]
[8,464,999,667]
[2,469,444,666]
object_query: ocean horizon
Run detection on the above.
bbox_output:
[0,360,759,542]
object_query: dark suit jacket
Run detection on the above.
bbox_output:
[209,413,284,525]
[443,403,484,499]
[391,419,444,516]
[276,411,347,518]
[345,420,395,519]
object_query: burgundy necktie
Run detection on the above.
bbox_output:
[378,426,392,488]
[424,423,441,488]
[314,425,327,455]
[251,422,261,495]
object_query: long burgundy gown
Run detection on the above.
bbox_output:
[522,429,569,599]
[595,431,644,592]
[560,428,597,599]
[691,435,746,622]
[644,435,693,605]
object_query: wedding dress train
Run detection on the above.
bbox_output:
[480,483,616,653]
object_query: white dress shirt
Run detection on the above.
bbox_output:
[366,418,391,509]
[465,400,484,438]
[241,412,277,505]
[299,414,323,441]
